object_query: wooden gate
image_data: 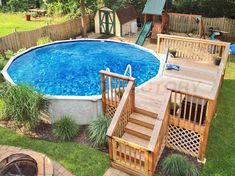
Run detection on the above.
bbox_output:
[99,10,115,35]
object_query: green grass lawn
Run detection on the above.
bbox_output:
[201,56,235,176]
[0,13,65,37]
[0,57,234,175]
[0,127,109,176]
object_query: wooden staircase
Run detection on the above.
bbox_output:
[100,71,171,176]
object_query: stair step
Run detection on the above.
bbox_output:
[129,112,156,129]
[135,91,163,118]
[122,132,149,148]
[125,122,152,140]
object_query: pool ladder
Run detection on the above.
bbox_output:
[105,65,132,96]
[105,64,132,78]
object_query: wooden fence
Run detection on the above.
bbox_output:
[0,14,94,54]
[169,14,235,42]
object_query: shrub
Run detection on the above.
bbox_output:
[4,50,15,59]
[162,154,199,176]
[4,48,26,60]
[88,115,112,147]
[0,99,5,120]
[0,56,8,82]
[1,84,47,130]
[53,116,79,141]
[37,37,52,45]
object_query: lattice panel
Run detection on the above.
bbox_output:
[166,125,200,158]
[106,104,117,118]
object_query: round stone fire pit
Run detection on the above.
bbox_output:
[0,154,38,175]
[0,145,74,176]
[0,151,53,176]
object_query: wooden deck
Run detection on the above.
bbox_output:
[102,34,230,176]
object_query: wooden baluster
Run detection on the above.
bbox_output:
[189,95,193,125]
[129,146,131,166]
[107,76,110,105]
[112,140,117,161]
[124,144,127,164]
[173,92,177,120]
[118,78,121,101]
[114,78,117,106]
[183,94,188,128]
[122,80,125,95]
[193,98,199,130]
[139,150,142,170]
[120,142,123,162]
[199,99,205,129]
[134,148,137,168]
[178,93,182,126]
[110,78,113,105]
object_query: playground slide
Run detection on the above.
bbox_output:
[135,21,152,46]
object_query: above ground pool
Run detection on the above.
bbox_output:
[4,40,161,96]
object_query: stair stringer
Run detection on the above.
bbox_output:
[147,92,171,175]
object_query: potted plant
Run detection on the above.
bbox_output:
[24,12,31,21]
[169,48,177,58]
[212,54,221,66]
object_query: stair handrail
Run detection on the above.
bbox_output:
[106,79,135,137]
[124,64,132,77]
[148,90,171,152]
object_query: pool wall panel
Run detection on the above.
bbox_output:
[48,98,102,124]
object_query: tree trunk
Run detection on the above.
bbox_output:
[80,0,88,38]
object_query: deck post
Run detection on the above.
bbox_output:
[108,137,113,162]
[198,100,214,161]
[148,152,154,176]
[101,73,107,115]
[130,80,135,112]
[157,36,161,53]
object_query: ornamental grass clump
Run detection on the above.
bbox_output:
[1,84,47,130]
[53,116,80,141]
[88,115,112,147]
[162,154,199,176]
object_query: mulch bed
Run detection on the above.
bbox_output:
[0,120,108,152]
[156,147,203,175]
[0,120,201,174]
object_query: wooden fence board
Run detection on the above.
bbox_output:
[169,15,235,42]
[0,14,94,54]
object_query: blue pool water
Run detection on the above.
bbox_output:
[7,40,161,96]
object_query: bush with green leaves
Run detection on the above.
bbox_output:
[37,37,52,45]
[0,55,8,82]
[88,115,112,147]
[53,116,79,141]
[4,48,26,60]
[1,84,47,130]
[162,154,199,176]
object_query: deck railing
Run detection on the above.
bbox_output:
[102,35,230,174]
[100,70,135,118]
[157,34,230,62]
[111,137,150,175]
[157,34,230,161]
[102,70,172,176]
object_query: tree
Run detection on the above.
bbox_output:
[80,0,88,38]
